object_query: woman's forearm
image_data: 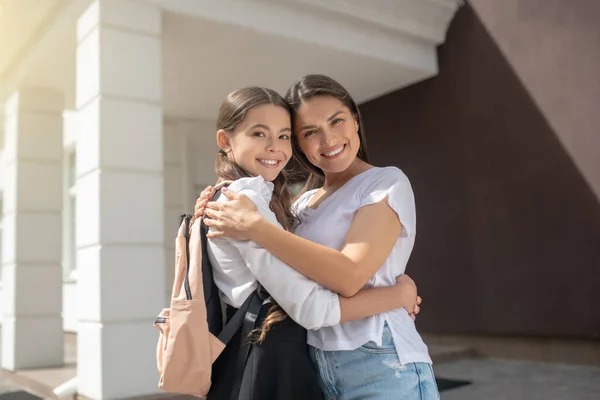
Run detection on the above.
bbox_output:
[252,217,364,297]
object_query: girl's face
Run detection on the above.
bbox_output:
[293,95,361,175]
[218,104,292,182]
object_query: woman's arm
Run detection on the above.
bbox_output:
[238,234,419,328]
[224,188,418,329]
[205,190,401,297]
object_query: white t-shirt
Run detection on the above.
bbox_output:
[206,176,341,330]
[293,167,432,365]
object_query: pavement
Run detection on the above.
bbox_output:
[435,358,600,400]
[2,327,600,399]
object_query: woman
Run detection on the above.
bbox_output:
[202,75,439,399]
[203,86,422,400]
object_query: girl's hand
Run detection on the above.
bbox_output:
[395,274,422,321]
[203,189,262,241]
[194,186,215,220]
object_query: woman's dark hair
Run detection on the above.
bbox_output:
[215,86,292,342]
[284,74,370,190]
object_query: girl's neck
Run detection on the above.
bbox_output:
[322,158,372,190]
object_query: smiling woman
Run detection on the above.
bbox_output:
[199,85,420,400]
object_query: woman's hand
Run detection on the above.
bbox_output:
[203,189,263,241]
[395,274,422,321]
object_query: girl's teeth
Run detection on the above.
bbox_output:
[260,159,278,165]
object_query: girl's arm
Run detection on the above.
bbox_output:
[338,276,419,323]
[206,190,402,297]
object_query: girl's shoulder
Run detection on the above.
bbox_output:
[226,176,275,202]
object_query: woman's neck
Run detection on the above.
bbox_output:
[322,158,372,190]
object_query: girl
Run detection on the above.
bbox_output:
[203,86,421,400]
[202,76,440,399]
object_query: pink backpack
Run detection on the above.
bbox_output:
[154,185,265,397]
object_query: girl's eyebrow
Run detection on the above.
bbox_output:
[247,124,291,133]
[248,123,270,131]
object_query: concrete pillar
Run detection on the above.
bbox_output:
[0,87,64,370]
[163,123,187,303]
[75,1,164,399]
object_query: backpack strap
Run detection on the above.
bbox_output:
[181,214,193,300]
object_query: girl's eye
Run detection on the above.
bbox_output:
[332,118,344,126]
[304,130,316,138]
[279,134,290,140]
[253,131,266,137]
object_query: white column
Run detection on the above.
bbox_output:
[75,1,164,399]
[184,120,219,198]
[1,87,64,370]
[163,123,186,303]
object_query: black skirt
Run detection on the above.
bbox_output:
[207,303,324,400]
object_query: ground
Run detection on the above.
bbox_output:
[435,358,600,400]
[2,353,600,399]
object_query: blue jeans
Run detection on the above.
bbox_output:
[310,325,440,400]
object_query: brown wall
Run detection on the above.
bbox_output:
[470,0,600,203]
[359,2,600,338]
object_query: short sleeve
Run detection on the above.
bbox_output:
[226,176,274,203]
[358,167,416,237]
[292,189,318,218]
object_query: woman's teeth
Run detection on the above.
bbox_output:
[324,145,344,157]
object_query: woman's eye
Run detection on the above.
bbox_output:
[304,130,316,137]
[280,134,290,140]
[332,118,344,126]
[253,131,266,137]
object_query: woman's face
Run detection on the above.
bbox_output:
[219,104,293,182]
[293,95,360,174]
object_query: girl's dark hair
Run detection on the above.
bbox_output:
[284,74,370,190]
[215,86,292,342]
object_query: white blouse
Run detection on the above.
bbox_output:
[294,167,432,365]
[206,176,341,330]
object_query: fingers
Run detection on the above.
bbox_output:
[416,296,422,306]
[206,230,225,239]
[205,220,225,239]
[194,199,208,217]
[206,201,222,211]
[220,188,239,199]
[203,207,222,220]
[200,186,213,200]
[409,313,416,321]
[203,216,222,232]
[413,305,420,315]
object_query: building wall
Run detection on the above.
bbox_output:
[61,117,215,332]
[360,2,600,338]
[470,0,600,202]
[0,112,219,333]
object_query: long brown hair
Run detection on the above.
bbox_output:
[215,87,294,341]
[284,74,370,191]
